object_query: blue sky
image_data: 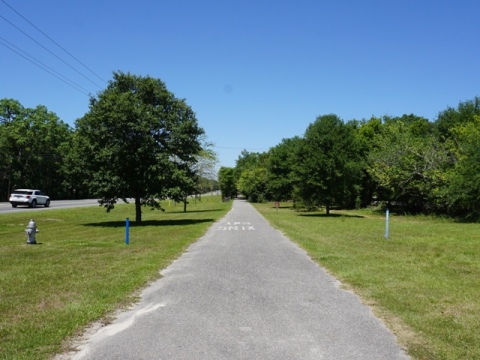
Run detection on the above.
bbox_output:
[1,0,479,168]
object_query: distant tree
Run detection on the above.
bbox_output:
[167,162,197,213]
[237,166,269,202]
[234,151,269,202]
[295,114,362,215]
[197,176,219,195]
[266,136,302,201]
[62,130,94,199]
[0,98,72,200]
[218,167,237,199]
[234,150,261,180]
[165,143,218,212]
[192,146,218,197]
[0,99,24,200]
[73,72,204,223]
[352,116,383,207]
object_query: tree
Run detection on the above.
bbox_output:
[0,99,24,200]
[432,98,480,218]
[218,167,236,199]
[192,146,218,197]
[352,116,383,207]
[237,166,269,202]
[233,151,269,202]
[73,72,204,223]
[166,162,198,213]
[0,99,72,201]
[234,150,260,180]
[197,176,219,194]
[367,116,449,213]
[266,137,302,201]
[435,97,480,141]
[443,115,480,219]
[294,114,362,215]
[169,143,219,211]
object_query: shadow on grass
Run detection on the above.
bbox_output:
[269,205,291,209]
[298,213,365,219]
[82,218,214,228]
[167,208,225,214]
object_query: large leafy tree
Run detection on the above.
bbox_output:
[73,72,204,223]
[443,115,480,219]
[368,116,449,213]
[295,114,362,215]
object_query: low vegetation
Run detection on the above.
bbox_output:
[254,202,480,360]
[0,196,231,360]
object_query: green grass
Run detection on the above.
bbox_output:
[253,203,480,360]
[0,196,231,360]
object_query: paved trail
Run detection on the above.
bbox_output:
[66,199,408,360]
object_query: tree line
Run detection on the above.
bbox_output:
[219,97,480,220]
[0,72,219,223]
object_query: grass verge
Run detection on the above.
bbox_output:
[0,196,231,360]
[253,202,479,360]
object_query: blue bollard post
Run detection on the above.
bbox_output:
[385,209,389,239]
[126,218,130,245]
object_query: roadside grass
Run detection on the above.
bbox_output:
[0,196,231,360]
[253,203,480,360]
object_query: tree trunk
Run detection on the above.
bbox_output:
[135,196,142,224]
[326,203,330,216]
[183,195,187,213]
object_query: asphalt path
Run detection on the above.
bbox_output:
[63,199,409,360]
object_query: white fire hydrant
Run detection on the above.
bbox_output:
[25,219,39,244]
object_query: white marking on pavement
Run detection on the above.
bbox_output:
[101,303,166,337]
[217,221,256,231]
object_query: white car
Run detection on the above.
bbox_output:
[9,189,50,208]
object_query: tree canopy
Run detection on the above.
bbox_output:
[266,137,302,202]
[218,166,237,199]
[235,151,269,202]
[219,97,480,221]
[73,72,204,223]
[367,116,450,213]
[3,91,480,221]
[295,114,362,214]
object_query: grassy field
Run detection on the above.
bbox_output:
[253,202,480,360]
[0,196,231,360]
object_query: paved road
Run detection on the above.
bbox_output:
[65,199,409,360]
[0,199,100,214]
